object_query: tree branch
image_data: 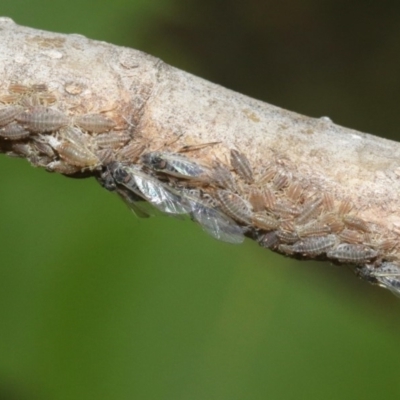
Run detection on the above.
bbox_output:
[1,18,399,295]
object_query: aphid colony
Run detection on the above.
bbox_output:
[1,83,399,296]
[0,83,129,173]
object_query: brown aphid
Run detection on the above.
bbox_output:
[94,131,131,149]
[46,160,81,175]
[0,123,30,140]
[74,114,116,133]
[296,221,331,238]
[96,148,114,164]
[8,83,31,94]
[338,199,353,216]
[272,170,290,190]
[320,213,345,233]
[0,93,21,104]
[296,197,323,225]
[37,92,57,105]
[0,105,23,126]
[283,234,338,256]
[322,192,335,211]
[215,190,252,225]
[258,231,279,249]
[258,162,277,184]
[248,187,266,212]
[230,149,253,184]
[272,200,301,217]
[327,243,378,264]
[286,182,303,203]
[343,215,370,233]
[16,106,69,133]
[263,187,277,210]
[56,141,99,168]
[116,142,145,162]
[252,212,279,230]
[339,229,364,244]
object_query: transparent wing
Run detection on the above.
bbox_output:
[133,174,190,215]
[189,200,244,244]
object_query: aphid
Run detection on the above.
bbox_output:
[342,215,370,233]
[252,212,279,230]
[276,229,299,244]
[211,164,236,190]
[338,199,353,216]
[320,213,345,233]
[296,221,331,238]
[327,243,378,263]
[258,162,277,184]
[322,192,335,211]
[96,148,114,164]
[37,92,57,105]
[272,200,301,217]
[141,152,210,181]
[0,105,23,126]
[230,149,253,184]
[56,141,99,168]
[74,114,116,133]
[116,142,145,162]
[248,187,266,212]
[258,231,279,249]
[295,197,322,225]
[111,164,189,215]
[338,229,364,244]
[31,137,56,157]
[59,126,86,147]
[262,188,276,210]
[0,93,21,104]
[16,106,69,132]
[286,182,303,203]
[283,234,337,256]
[9,142,33,158]
[93,131,131,149]
[0,122,30,140]
[8,83,31,94]
[272,170,290,190]
[46,160,81,175]
[215,190,252,225]
[181,189,244,244]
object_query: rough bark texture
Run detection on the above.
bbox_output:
[0,18,399,293]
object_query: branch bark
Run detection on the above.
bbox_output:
[1,18,399,294]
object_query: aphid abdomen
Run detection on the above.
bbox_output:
[327,244,378,263]
[252,212,279,230]
[295,197,322,225]
[342,215,370,232]
[211,164,236,190]
[287,234,337,256]
[230,149,253,184]
[296,222,331,238]
[276,230,299,244]
[338,229,364,244]
[286,182,303,203]
[0,122,30,140]
[272,200,301,218]
[94,131,131,149]
[0,105,23,126]
[216,190,253,225]
[116,142,145,162]
[248,188,266,212]
[56,142,99,168]
[46,160,81,175]
[74,114,116,133]
[16,106,69,132]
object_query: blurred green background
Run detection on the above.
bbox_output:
[1,1,400,399]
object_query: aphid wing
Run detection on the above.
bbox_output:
[134,175,188,215]
[190,201,244,244]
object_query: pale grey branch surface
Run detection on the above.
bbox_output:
[0,18,399,294]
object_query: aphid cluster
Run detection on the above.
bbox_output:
[0,82,134,174]
[1,82,398,297]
